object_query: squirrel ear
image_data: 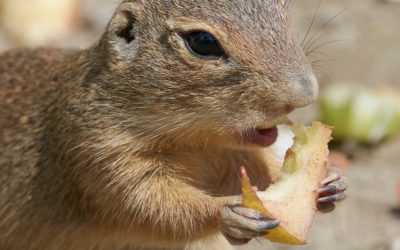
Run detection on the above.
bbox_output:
[105,2,142,59]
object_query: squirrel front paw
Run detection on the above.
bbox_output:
[316,167,348,212]
[218,196,280,246]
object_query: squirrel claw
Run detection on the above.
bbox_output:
[317,167,348,212]
[318,192,347,203]
[219,200,280,245]
[317,179,348,194]
[231,206,274,221]
[321,167,342,185]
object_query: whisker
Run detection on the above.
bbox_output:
[307,39,347,56]
[307,50,330,58]
[305,33,330,55]
[301,0,323,47]
[302,6,347,60]
[311,58,345,65]
[312,65,335,78]
[285,0,295,10]
[314,8,347,35]
[311,59,325,65]
[304,7,347,52]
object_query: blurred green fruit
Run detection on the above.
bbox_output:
[320,83,400,144]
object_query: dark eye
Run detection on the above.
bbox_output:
[184,31,225,58]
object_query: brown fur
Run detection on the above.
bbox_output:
[0,0,317,249]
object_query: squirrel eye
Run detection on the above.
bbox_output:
[184,31,225,58]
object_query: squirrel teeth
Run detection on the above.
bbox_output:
[256,116,291,130]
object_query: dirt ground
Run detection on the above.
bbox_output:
[0,0,399,250]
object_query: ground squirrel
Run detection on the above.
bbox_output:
[0,0,347,249]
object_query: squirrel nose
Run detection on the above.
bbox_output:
[288,72,319,108]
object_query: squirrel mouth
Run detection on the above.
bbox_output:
[240,127,278,147]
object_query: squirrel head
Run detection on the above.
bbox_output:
[89,0,318,149]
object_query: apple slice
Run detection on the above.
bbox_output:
[241,122,333,245]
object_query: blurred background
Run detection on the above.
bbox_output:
[0,0,399,249]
